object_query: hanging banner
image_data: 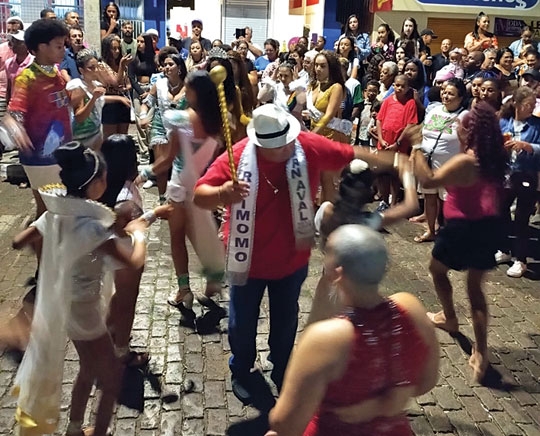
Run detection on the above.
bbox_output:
[169,7,194,39]
[416,0,538,10]
[494,17,527,36]
[289,0,319,15]
[370,0,393,12]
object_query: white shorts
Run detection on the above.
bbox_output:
[22,164,61,190]
[420,184,447,201]
[68,298,109,341]
[77,130,103,151]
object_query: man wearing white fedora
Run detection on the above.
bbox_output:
[194,103,402,408]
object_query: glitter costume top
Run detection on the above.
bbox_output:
[304,299,429,436]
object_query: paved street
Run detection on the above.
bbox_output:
[0,168,539,436]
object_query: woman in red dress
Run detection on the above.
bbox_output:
[266,225,439,436]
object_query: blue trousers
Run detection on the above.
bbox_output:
[228,265,308,390]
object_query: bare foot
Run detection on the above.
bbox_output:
[409,213,426,223]
[414,231,435,243]
[469,348,488,383]
[426,311,459,333]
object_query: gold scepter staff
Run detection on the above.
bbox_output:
[209,65,238,183]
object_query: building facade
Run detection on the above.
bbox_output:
[169,0,322,48]
[373,0,540,50]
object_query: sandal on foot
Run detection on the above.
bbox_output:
[414,232,435,243]
[426,311,459,333]
[167,288,194,309]
[121,350,150,368]
[168,289,196,327]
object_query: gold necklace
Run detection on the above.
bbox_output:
[261,172,279,194]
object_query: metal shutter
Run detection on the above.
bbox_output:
[223,0,270,47]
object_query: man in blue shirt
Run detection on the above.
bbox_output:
[509,26,540,58]
[60,26,84,82]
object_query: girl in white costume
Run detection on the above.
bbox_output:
[11,142,148,436]
[138,70,225,326]
[139,49,188,203]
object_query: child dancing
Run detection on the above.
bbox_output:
[12,142,150,436]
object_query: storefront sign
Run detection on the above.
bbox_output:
[417,0,538,10]
[494,17,527,36]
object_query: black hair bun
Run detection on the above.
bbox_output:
[53,141,87,171]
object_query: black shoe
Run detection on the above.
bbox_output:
[231,371,276,412]
[178,305,196,328]
[194,309,226,334]
[231,374,253,405]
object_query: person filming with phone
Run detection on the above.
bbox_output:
[235,26,262,61]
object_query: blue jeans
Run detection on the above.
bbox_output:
[228,264,308,390]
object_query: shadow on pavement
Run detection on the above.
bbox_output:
[118,367,180,412]
[524,260,540,281]
[451,332,521,390]
[227,413,269,436]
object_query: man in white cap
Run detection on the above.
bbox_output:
[5,31,33,103]
[194,103,399,408]
[6,16,24,33]
[168,31,188,59]
[145,28,160,52]
[182,18,211,51]
[0,17,23,120]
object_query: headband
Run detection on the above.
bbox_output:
[78,149,100,190]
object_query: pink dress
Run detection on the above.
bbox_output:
[304,300,429,436]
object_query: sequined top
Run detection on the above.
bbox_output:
[304,300,429,436]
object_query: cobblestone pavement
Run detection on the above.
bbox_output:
[0,177,539,436]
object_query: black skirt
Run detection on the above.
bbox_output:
[432,216,502,271]
[102,101,131,125]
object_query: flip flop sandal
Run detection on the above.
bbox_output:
[167,289,193,308]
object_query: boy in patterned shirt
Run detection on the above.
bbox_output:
[3,19,71,218]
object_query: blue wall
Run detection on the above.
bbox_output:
[143,0,166,48]
[323,0,343,49]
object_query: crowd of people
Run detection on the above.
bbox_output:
[0,3,538,436]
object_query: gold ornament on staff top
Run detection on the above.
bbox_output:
[209,65,237,184]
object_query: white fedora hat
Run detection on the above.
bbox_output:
[247,103,301,149]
